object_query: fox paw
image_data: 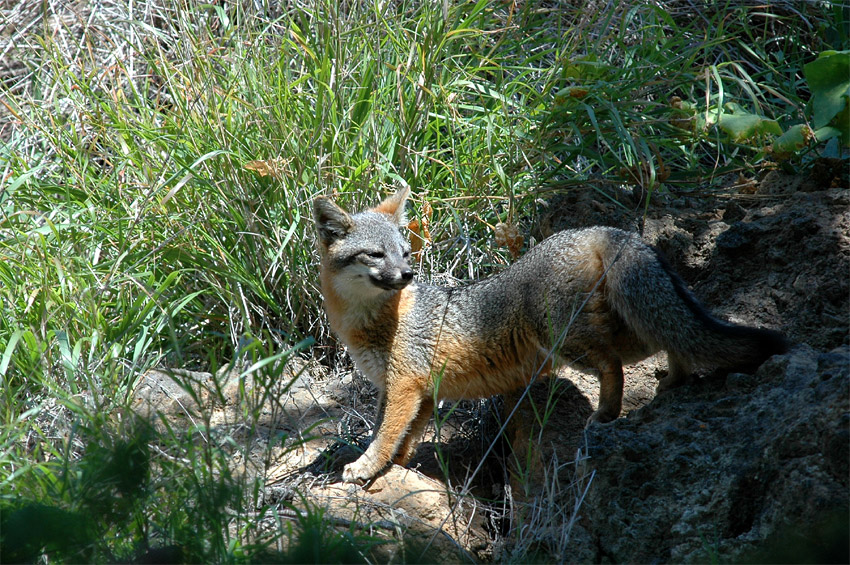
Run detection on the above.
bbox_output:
[656,374,692,393]
[586,409,618,425]
[342,457,379,484]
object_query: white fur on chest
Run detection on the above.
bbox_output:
[347,346,389,389]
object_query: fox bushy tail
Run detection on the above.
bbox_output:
[602,233,789,374]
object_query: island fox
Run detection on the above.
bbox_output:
[313,188,788,483]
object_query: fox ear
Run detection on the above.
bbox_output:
[372,186,410,226]
[313,196,355,245]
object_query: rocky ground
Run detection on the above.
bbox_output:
[135,162,849,562]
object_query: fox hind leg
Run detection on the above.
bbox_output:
[656,353,693,393]
[588,357,624,424]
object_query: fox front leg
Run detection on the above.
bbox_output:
[393,397,434,466]
[342,379,426,483]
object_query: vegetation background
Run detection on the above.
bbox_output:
[1,0,847,562]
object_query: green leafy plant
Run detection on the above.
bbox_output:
[804,50,850,146]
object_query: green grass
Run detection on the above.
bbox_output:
[1,0,846,561]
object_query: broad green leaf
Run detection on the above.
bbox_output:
[814,126,841,143]
[769,124,815,159]
[804,50,850,131]
[717,108,782,143]
[833,100,850,146]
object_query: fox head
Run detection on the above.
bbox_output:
[313,188,414,297]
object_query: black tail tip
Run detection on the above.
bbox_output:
[746,326,792,371]
[760,328,791,356]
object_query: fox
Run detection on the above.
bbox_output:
[313,187,789,483]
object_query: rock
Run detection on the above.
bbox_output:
[578,344,850,563]
[131,368,217,423]
[715,220,767,254]
[301,466,487,562]
[722,200,747,223]
[130,362,492,559]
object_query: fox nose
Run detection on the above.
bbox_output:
[401,269,413,282]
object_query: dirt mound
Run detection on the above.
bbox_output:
[650,187,849,351]
[579,344,849,563]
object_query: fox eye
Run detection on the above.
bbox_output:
[402,250,411,259]
[365,251,384,259]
